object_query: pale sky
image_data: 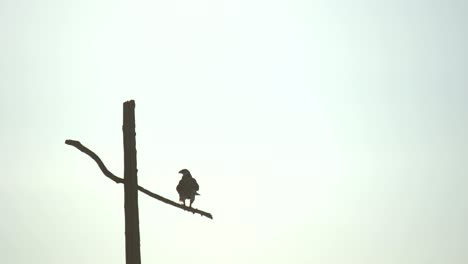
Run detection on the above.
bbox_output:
[1,0,468,263]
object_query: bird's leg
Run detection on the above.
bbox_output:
[189,198,194,208]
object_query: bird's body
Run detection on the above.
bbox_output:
[177,169,199,207]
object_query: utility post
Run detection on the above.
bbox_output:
[123,100,141,264]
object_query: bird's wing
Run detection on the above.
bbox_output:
[176,180,184,194]
[191,178,199,191]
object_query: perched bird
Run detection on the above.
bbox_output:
[176,169,200,207]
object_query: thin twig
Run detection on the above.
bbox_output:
[65,139,213,219]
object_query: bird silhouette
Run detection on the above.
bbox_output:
[176,169,200,207]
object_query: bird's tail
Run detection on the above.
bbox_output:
[195,192,200,196]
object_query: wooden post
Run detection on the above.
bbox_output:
[122,100,141,264]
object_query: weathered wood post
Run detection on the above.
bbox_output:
[122,100,141,264]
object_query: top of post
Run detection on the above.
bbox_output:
[123,100,136,129]
[124,100,135,108]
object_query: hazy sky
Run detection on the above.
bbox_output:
[1,0,467,263]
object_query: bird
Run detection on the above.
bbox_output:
[176,169,200,207]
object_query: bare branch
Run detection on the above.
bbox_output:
[65,140,124,184]
[138,186,213,219]
[65,139,213,219]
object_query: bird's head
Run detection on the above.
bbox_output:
[179,169,191,176]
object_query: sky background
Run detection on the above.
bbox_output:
[1,0,468,263]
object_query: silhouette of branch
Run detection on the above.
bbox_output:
[65,139,213,219]
[138,186,213,219]
[65,140,124,184]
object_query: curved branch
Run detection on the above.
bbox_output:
[65,139,213,219]
[65,140,124,183]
